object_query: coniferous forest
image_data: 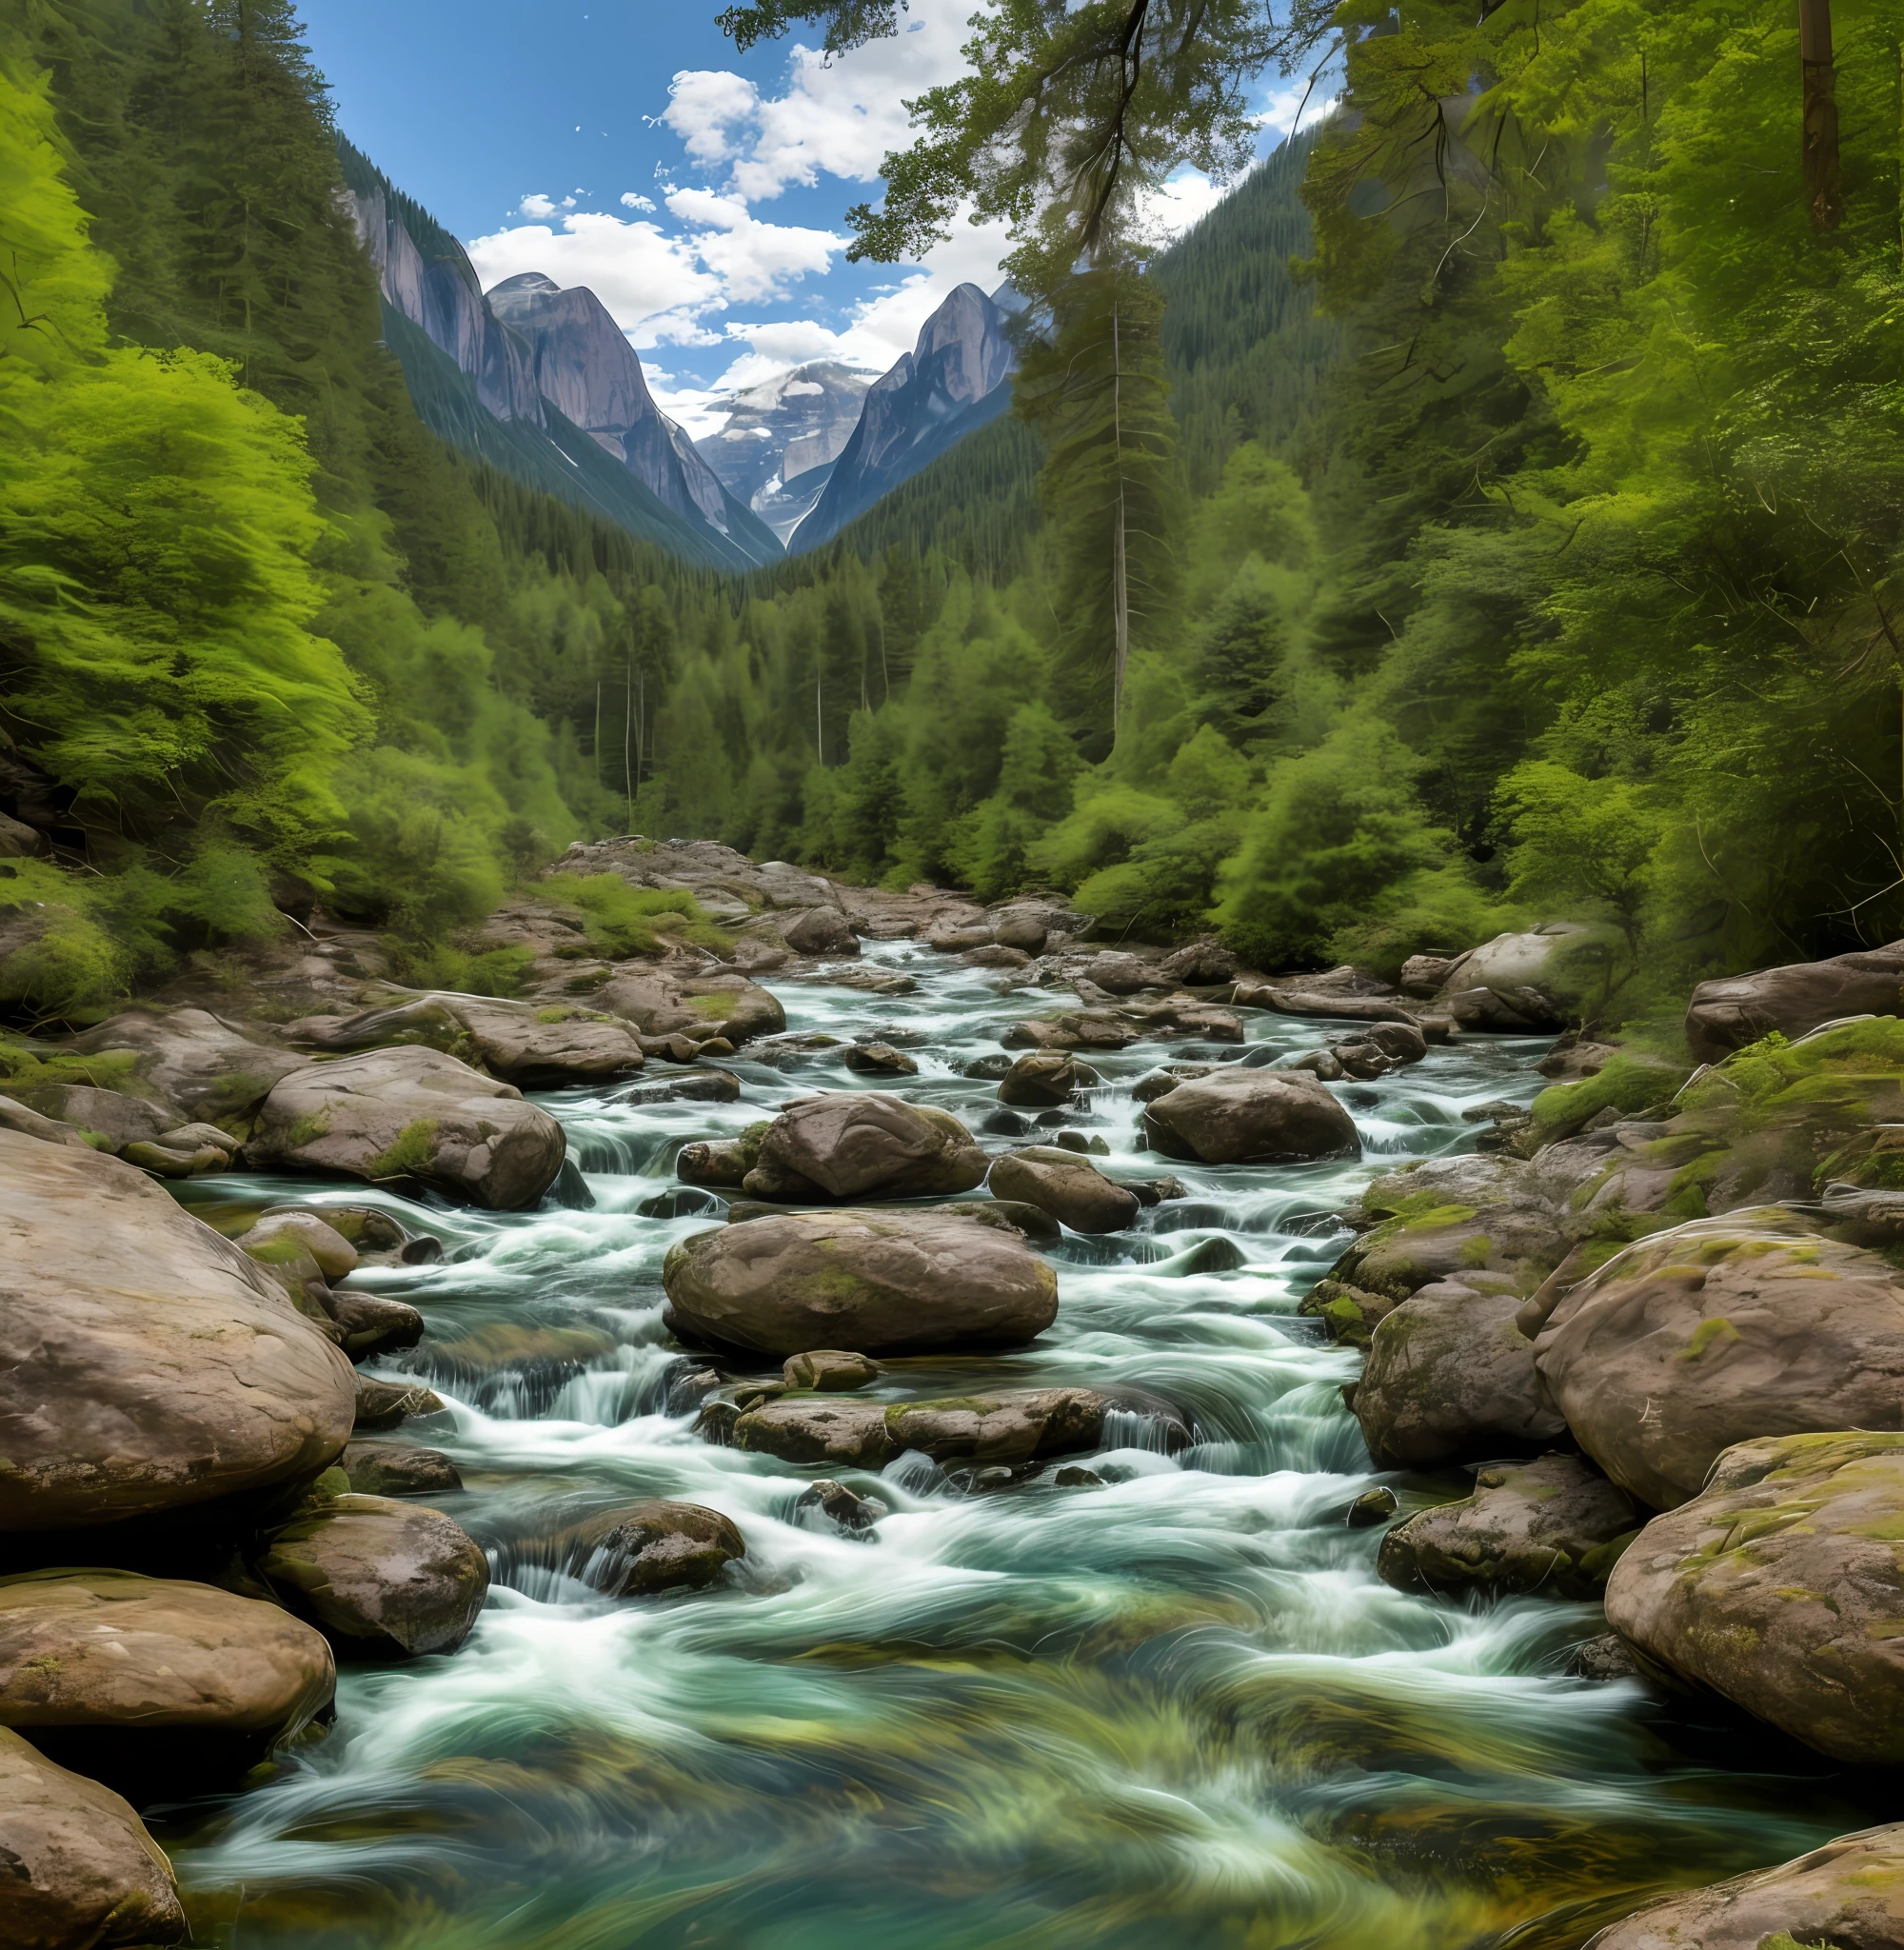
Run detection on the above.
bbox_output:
[10,0,1903,1033]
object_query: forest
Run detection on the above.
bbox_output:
[6,0,1903,1032]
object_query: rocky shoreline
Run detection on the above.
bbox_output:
[7,840,1904,1946]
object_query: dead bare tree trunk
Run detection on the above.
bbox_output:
[1801,0,1843,230]
[1111,299,1130,722]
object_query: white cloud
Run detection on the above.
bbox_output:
[1257,78,1339,144]
[467,213,722,339]
[1139,168,1227,242]
[518,191,575,219]
[661,69,761,168]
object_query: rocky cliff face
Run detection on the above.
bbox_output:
[350,179,545,428]
[339,145,779,567]
[695,363,873,543]
[793,286,1015,552]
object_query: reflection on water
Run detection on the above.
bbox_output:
[161,945,1875,1949]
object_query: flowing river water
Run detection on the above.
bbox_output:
[158,941,1878,1950]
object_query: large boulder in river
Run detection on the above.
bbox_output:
[1431,924,1590,1031]
[0,1131,356,1533]
[1606,1433,1904,1765]
[999,1050,1083,1106]
[0,1726,187,1948]
[987,1147,1140,1234]
[595,967,784,1046]
[1534,1211,1904,1509]
[732,1387,1143,1470]
[663,1208,1059,1357]
[1685,939,1904,1063]
[1355,1279,1566,1469]
[742,1092,987,1203]
[1337,1154,1570,1299]
[254,1493,489,1659]
[0,1570,333,1783]
[1142,1067,1359,1165]
[1589,1822,1904,1950]
[64,1005,304,1121]
[1378,1454,1641,1602]
[248,1046,565,1210]
[290,995,646,1088]
[537,1500,745,1597]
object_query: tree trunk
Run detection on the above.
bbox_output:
[624,656,634,832]
[1801,0,1842,231]
[1111,300,1130,721]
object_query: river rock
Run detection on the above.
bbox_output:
[262,1204,443,1267]
[63,1006,305,1122]
[733,1387,1136,1470]
[0,1131,356,1533]
[999,1051,1082,1106]
[0,1095,93,1150]
[1142,1067,1360,1165]
[796,1480,887,1533]
[987,1147,1140,1234]
[742,1092,987,1203]
[783,1349,880,1390]
[843,1041,918,1076]
[338,1442,463,1495]
[0,1570,334,1781]
[0,1726,187,1948]
[549,1500,745,1597]
[1606,1432,1904,1764]
[244,1210,359,1280]
[248,1046,566,1210]
[594,968,785,1046]
[1159,939,1237,985]
[448,1000,645,1087]
[326,1293,426,1363]
[1377,1454,1641,1601]
[1588,1822,1904,1949]
[9,1084,170,1152]
[1077,952,1154,995]
[1534,1211,1904,1509]
[663,1208,1059,1356]
[781,906,861,956]
[1002,1012,1140,1052]
[1684,941,1904,1063]
[254,1494,488,1658]
[353,1377,445,1432]
[1355,1279,1567,1469]
[1338,1154,1568,1299]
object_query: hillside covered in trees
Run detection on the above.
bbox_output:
[5,0,1901,1038]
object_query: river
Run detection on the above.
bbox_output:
[158,940,1870,1950]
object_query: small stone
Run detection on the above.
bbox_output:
[338,1441,463,1496]
[844,1042,919,1076]
[352,1376,446,1432]
[1347,1486,1398,1526]
[783,1349,882,1391]
[1053,1466,1104,1488]
[795,1479,887,1533]
[1052,1129,1110,1156]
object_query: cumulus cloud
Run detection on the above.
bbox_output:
[661,69,761,168]
[468,213,722,339]
[619,190,656,212]
[518,191,575,219]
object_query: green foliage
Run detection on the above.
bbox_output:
[544,873,730,958]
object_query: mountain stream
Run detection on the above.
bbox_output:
[159,942,1877,1950]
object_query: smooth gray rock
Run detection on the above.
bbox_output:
[1142,1067,1360,1165]
[742,1092,986,1203]
[987,1146,1140,1234]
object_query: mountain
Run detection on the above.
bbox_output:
[791,284,1016,553]
[694,363,873,545]
[339,144,779,571]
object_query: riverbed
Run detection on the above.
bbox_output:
[158,941,1868,1950]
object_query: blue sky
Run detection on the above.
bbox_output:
[300,0,1318,430]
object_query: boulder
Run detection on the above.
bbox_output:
[0,1570,333,1782]
[987,1147,1140,1234]
[447,1000,645,1088]
[338,1442,463,1496]
[326,1293,426,1363]
[1606,1432,1904,1764]
[248,1046,566,1210]
[1534,1212,1904,1509]
[796,1480,887,1533]
[663,1208,1059,1357]
[1337,1154,1568,1300]
[999,1050,1083,1106]
[962,944,1033,969]
[0,1095,93,1151]
[1355,1279,1567,1469]
[782,1349,880,1391]
[64,1006,304,1121]
[1077,952,1154,995]
[733,1387,1143,1470]
[1002,1012,1140,1052]
[1685,940,1904,1063]
[1232,985,1419,1025]
[8,1084,170,1152]
[545,1500,744,1597]
[0,809,47,857]
[781,906,861,956]
[742,1092,986,1203]
[1142,1068,1360,1165]
[990,909,1049,954]
[676,1123,768,1188]
[1588,1823,1904,1949]
[1376,1454,1641,1601]
[243,1210,358,1280]
[0,1727,186,1949]
[353,1377,445,1432]
[261,1204,443,1267]
[121,1121,240,1178]
[0,1132,356,1533]
[1159,939,1237,985]
[254,1494,488,1658]
[1434,924,1590,1025]
[843,1041,918,1077]
[594,968,784,1046]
